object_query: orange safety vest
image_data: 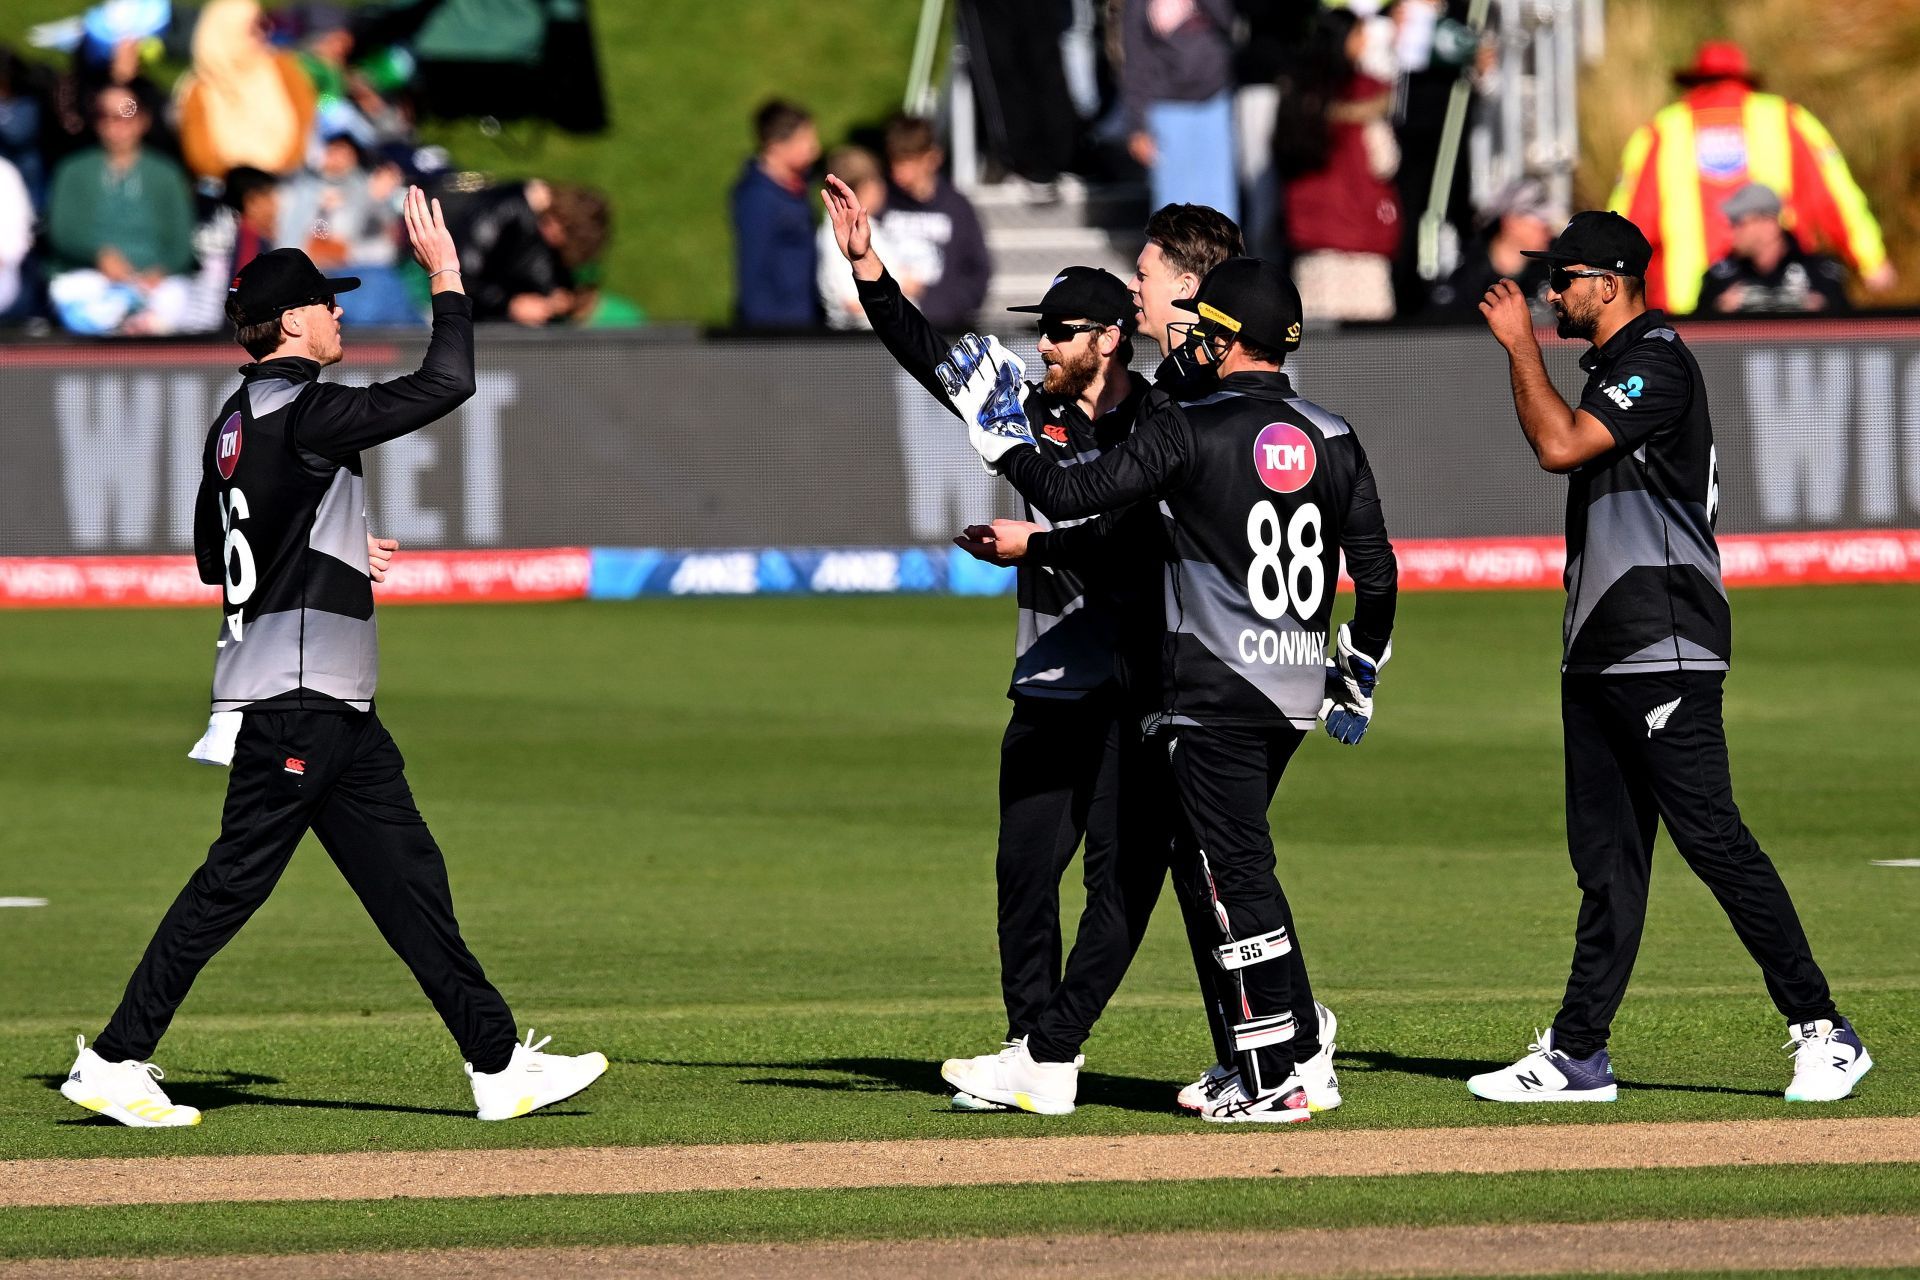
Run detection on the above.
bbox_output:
[1608,91,1885,314]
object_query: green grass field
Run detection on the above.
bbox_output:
[1,587,1915,1267]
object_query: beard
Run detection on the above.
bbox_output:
[1042,342,1101,400]
[1554,294,1600,341]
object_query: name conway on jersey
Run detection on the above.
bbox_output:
[192,292,478,712]
[1000,371,1398,729]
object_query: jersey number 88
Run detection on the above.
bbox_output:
[1247,500,1324,622]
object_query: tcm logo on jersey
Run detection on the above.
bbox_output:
[215,412,243,480]
[1253,422,1315,494]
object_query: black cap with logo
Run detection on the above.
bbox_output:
[227,248,360,327]
[1006,265,1135,328]
[1521,210,1653,276]
[1174,256,1303,352]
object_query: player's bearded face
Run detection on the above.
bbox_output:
[1552,282,1602,341]
[1043,335,1102,399]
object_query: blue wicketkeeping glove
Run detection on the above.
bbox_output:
[936,334,1033,471]
[1319,622,1392,745]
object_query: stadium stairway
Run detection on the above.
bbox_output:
[974,177,1149,319]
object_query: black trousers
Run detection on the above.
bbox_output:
[1163,723,1319,1094]
[997,694,1219,1065]
[961,0,1077,183]
[95,710,519,1073]
[1552,671,1837,1058]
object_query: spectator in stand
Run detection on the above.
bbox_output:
[1426,177,1561,319]
[176,0,318,181]
[448,179,610,327]
[1121,0,1238,221]
[817,145,915,331]
[44,87,196,334]
[877,114,989,331]
[180,165,279,333]
[959,0,1077,190]
[1275,7,1400,321]
[1609,40,1893,314]
[0,154,32,324]
[279,131,417,325]
[1699,183,1850,315]
[730,98,821,329]
[55,36,176,167]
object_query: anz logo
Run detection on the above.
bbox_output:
[1602,375,1645,411]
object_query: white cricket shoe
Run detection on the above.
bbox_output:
[1300,1001,1341,1112]
[1176,1061,1236,1112]
[1467,1029,1617,1103]
[1199,1071,1312,1124]
[1784,1017,1873,1102]
[59,1036,201,1128]
[939,1037,1078,1115]
[467,1029,608,1121]
[949,1090,1012,1112]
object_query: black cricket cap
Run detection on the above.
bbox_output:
[1174,256,1303,352]
[1006,266,1135,328]
[227,248,360,326]
[1522,210,1652,276]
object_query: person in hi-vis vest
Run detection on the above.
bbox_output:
[1608,40,1894,314]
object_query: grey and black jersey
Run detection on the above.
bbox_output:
[856,268,1148,701]
[999,371,1398,730]
[1564,309,1730,675]
[191,292,478,713]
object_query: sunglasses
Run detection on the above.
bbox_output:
[1548,267,1615,293]
[1036,320,1109,343]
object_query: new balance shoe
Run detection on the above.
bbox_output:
[467,1029,608,1121]
[1467,1029,1617,1103]
[1300,1001,1341,1112]
[939,1037,1078,1115]
[59,1035,201,1128]
[1784,1016,1873,1102]
[1199,1071,1312,1124]
[949,1090,1012,1112]
[1176,1061,1236,1112]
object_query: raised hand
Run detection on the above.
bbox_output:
[823,174,884,281]
[403,186,461,282]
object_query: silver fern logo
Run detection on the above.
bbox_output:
[1645,697,1682,736]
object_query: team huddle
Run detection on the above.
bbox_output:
[57,182,1871,1130]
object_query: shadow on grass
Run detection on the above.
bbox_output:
[629,1055,1181,1115]
[29,1071,588,1121]
[1334,1050,1779,1099]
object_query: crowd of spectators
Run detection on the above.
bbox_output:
[0,0,631,335]
[736,2,1896,332]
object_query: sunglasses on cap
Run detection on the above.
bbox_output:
[1548,266,1615,293]
[1035,319,1109,343]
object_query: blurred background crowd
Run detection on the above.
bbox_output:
[0,0,1912,337]
[0,0,635,334]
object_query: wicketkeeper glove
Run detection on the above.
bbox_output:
[936,333,1034,471]
[1319,622,1392,745]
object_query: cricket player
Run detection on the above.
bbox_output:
[1469,210,1871,1103]
[60,190,607,1127]
[939,258,1400,1121]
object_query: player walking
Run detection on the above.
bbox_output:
[1470,210,1870,1104]
[939,258,1399,1121]
[60,190,607,1128]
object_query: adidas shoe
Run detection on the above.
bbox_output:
[1199,1071,1312,1124]
[1300,1001,1341,1112]
[1784,1016,1873,1102]
[939,1037,1078,1115]
[59,1035,201,1128]
[1467,1029,1617,1103]
[467,1029,608,1121]
[1176,1061,1236,1112]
